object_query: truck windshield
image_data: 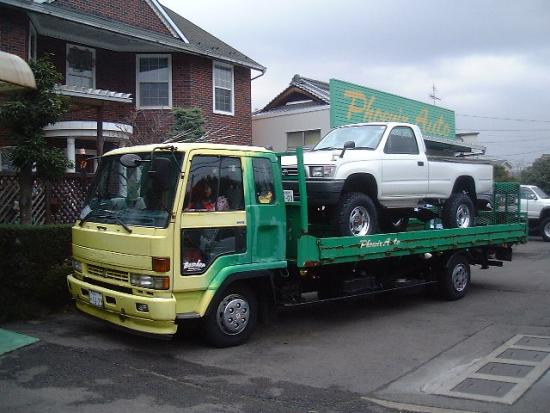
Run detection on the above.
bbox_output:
[80,151,183,228]
[314,125,386,150]
[533,186,549,199]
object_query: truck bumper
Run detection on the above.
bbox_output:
[67,274,178,337]
[284,179,344,205]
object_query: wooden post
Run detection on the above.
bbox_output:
[96,105,104,157]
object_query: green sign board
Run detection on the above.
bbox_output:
[329,79,456,140]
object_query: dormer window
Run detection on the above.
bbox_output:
[66,44,95,88]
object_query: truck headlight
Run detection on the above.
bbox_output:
[72,259,82,273]
[130,274,170,290]
[310,165,335,177]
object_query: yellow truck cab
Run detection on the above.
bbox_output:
[68,143,287,346]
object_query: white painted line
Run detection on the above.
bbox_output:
[362,397,480,413]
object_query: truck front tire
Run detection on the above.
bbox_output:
[540,218,550,242]
[442,193,475,229]
[203,284,258,347]
[335,192,378,236]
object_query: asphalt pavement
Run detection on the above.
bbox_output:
[1,237,549,412]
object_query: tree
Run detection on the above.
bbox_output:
[521,155,550,193]
[169,107,205,142]
[493,164,516,182]
[0,56,71,224]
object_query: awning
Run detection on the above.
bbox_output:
[0,51,36,93]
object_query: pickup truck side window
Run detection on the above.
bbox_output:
[384,127,419,155]
[520,187,537,200]
[253,158,275,204]
[184,155,244,211]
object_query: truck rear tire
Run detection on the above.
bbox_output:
[442,193,475,229]
[202,284,258,347]
[334,192,378,236]
[540,218,550,242]
[438,253,471,300]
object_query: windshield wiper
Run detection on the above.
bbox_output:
[314,146,340,151]
[351,146,374,150]
[79,209,132,233]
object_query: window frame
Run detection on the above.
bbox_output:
[286,129,321,150]
[66,43,96,89]
[28,22,37,60]
[212,61,235,116]
[383,126,420,155]
[135,54,173,110]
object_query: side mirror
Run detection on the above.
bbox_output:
[120,153,143,168]
[148,157,172,191]
[340,140,355,158]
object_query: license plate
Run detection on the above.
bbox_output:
[284,189,294,202]
[89,290,103,308]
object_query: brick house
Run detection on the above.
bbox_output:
[0,0,265,173]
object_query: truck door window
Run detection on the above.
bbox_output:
[520,188,536,200]
[253,158,275,204]
[184,155,244,211]
[384,127,419,154]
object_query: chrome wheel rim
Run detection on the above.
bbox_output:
[216,294,249,336]
[452,264,469,292]
[349,206,370,236]
[456,204,471,228]
[544,222,550,238]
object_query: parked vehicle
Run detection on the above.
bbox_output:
[67,144,526,347]
[520,185,550,241]
[281,122,493,236]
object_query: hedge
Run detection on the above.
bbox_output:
[0,224,73,322]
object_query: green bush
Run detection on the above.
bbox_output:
[0,224,72,322]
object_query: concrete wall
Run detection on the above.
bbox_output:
[252,106,330,151]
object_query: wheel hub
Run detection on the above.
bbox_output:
[217,294,249,336]
[349,206,370,236]
[456,204,471,228]
[452,264,468,292]
[544,221,550,238]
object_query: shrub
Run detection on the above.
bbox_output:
[0,224,72,322]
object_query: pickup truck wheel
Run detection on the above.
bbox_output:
[442,193,475,228]
[202,284,258,347]
[540,218,550,242]
[438,253,471,300]
[335,192,378,236]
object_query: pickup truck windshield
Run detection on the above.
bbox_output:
[80,151,183,228]
[533,187,549,199]
[314,125,386,150]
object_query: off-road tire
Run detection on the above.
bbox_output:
[540,217,550,242]
[202,284,258,347]
[442,193,475,229]
[334,192,378,236]
[438,252,471,300]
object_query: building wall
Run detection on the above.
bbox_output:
[53,0,172,36]
[0,8,29,59]
[252,107,331,151]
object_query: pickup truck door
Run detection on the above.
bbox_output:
[520,187,539,219]
[381,126,429,201]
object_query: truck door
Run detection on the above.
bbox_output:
[520,186,538,219]
[381,126,429,201]
[176,153,249,289]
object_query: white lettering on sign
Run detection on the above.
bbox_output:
[359,238,400,248]
[183,261,206,272]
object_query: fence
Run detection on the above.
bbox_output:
[0,173,93,224]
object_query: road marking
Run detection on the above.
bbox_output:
[432,334,550,404]
[362,397,479,413]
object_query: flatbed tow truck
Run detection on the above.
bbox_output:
[67,144,527,347]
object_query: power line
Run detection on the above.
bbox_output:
[480,136,550,144]
[457,113,550,123]
[456,128,550,132]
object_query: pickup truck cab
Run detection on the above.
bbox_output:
[282,122,493,236]
[520,185,550,241]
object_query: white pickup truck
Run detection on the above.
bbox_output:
[520,185,550,242]
[282,122,493,236]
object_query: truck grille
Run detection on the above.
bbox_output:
[282,166,298,177]
[87,264,129,283]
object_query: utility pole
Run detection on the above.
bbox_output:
[429,84,441,105]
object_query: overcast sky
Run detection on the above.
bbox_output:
[163,0,550,169]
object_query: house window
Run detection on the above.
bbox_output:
[28,23,37,60]
[0,147,16,172]
[136,54,172,109]
[213,62,234,115]
[286,129,321,150]
[66,44,95,88]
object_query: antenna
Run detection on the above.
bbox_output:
[429,84,441,105]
